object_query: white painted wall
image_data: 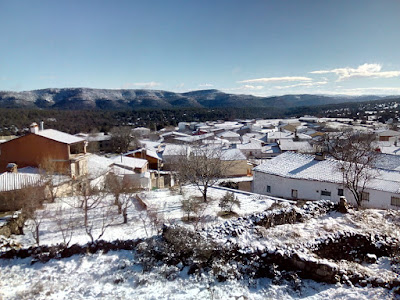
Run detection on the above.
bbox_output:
[253,171,400,209]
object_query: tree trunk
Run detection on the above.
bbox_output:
[35,225,40,245]
[123,207,128,224]
[84,199,88,227]
[202,186,208,202]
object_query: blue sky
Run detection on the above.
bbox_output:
[1,0,400,96]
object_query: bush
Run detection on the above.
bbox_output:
[219,192,240,213]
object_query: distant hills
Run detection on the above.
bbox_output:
[0,88,390,110]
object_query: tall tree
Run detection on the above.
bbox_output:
[74,179,117,243]
[173,145,229,202]
[321,130,378,207]
[104,172,138,224]
[20,184,48,245]
[109,126,138,153]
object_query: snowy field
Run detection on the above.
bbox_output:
[5,185,275,248]
[1,186,400,299]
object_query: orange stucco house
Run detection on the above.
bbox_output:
[0,123,88,177]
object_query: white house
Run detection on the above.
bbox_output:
[216,130,241,144]
[161,144,189,170]
[266,131,294,143]
[278,139,314,154]
[252,152,400,209]
[237,140,264,158]
[220,148,252,177]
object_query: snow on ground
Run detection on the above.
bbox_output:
[1,186,400,299]
[5,185,274,249]
[0,250,393,300]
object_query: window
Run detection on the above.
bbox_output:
[291,189,298,199]
[266,185,271,193]
[361,192,369,202]
[338,189,344,196]
[321,190,331,197]
[391,197,400,207]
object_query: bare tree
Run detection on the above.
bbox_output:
[109,126,138,153]
[173,145,228,202]
[321,130,378,207]
[54,205,77,247]
[20,185,48,245]
[105,172,138,224]
[39,158,68,203]
[75,179,117,243]
[87,128,100,153]
[148,210,164,235]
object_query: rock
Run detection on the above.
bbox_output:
[366,253,377,263]
[0,213,25,238]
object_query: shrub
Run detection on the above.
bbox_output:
[219,192,240,213]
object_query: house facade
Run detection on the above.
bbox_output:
[252,152,400,209]
[0,123,88,178]
[221,149,252,177]
[125,148,162,170]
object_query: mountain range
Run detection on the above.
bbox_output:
[0,88,389,110]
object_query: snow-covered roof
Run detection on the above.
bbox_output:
[174,133,214,143]
[0,172,42,192]
[138,139,161,150]
[296,133,312,140]
[242,133,266,143]
[220,149,247,161]
[253,152,400,194]
[279,140,314,152]
[87,154,114,177]
[112,156,148,170]
[237,141,263,150]
[375,153,400,171]
[376,129,400,137]
[110,165,136,176]
[36,129,85,144]
[379,146,400,155]
[124,148,161,160]
[261,144,281,154]
[216,131,240,138]
[160,131,190,138]
[267,132,293,140]
[214,121,241,130]
[162,144,189,157]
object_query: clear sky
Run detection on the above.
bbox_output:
[1,0,400,96]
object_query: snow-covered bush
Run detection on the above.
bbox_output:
[219,192,240,213]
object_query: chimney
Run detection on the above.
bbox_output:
[314,152,325,161]
[6,163,18,173]
[30,122,39,134]
[141,149,147,159]
[40,121,44,131]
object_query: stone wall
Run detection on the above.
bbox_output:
[0,212,25,237]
